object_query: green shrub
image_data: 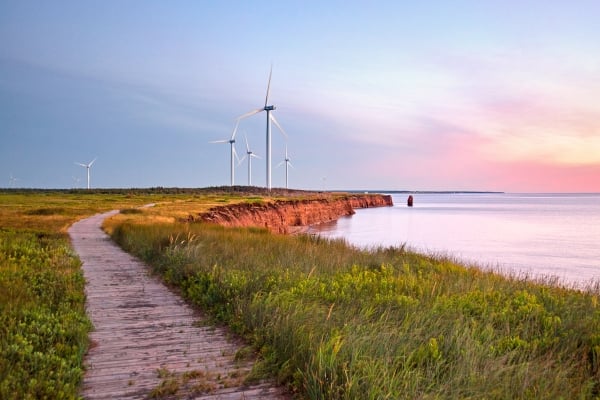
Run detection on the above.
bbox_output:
[119,208,143,214]
[24,208,66,216]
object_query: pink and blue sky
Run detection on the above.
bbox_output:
[1,1,599,192]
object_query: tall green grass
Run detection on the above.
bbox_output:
[0,190,177,399]
[0,229,91,399]
[112,221,600,399]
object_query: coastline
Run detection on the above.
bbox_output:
[191,193,393,234]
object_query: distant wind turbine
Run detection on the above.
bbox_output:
[277,146,293,189]
[72,176,82,188]
[235,66,287,190]
[8,173,19,188]
[238,133,261,186]
[210,125,240,186]
[75,158,97,190]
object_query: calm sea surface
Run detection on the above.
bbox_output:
[308,193,600,288]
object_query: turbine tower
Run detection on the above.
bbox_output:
[277,146,293,189]
[238,133,260,186]
[235,66,287,190]
[210,124,240,186]
[75,158,96,190]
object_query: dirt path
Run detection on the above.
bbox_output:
[69,211,289,399]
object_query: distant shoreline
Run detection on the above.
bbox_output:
[348,190,505,195]
[3,187,599,196]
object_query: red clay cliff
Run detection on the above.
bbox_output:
[192,194,393,234]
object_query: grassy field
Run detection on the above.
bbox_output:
[0,188,282,399]
[3,189,600,399]
[111,206,600,399]
[0,189,164,398]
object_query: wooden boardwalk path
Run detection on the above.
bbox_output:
[69,211,289,399]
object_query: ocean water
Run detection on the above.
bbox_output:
[308,193,600,288]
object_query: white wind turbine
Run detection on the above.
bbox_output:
[238,133,261,186]
[277,146,293,189]
[8,173,19,188]
[235,66,287,190]
[210,125,240,186]
[75,158,97,190]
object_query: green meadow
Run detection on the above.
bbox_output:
[2,189,600,399]
[0,190,157,398]
[0,188,258,399]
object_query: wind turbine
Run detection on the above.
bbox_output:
[277,146,293,189]
[8,174,18,188]
[235,66,287,190]
[238,133,261,186]
[75,158,96,190]
[210,124,240,186]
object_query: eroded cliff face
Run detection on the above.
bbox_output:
[191,194,393,234]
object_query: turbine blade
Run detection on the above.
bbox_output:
[238,155,247,166]
[288,161,294,169]
[75,162,86,167]
[237,108,263,120]
[276,160,284,168]
[89,157,97,167]
[251,153,261,159]
[264,65,272,107]
[210,139,229,144]
[244,132,250,152]
[230,120,240,140]
[270,114,288,138]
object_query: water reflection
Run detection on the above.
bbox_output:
[308,193,600,288]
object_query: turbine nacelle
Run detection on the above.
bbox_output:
[264,105,275,111]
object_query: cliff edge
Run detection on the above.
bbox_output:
[191,194,393,234]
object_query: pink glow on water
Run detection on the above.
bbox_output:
[310,193,600,288]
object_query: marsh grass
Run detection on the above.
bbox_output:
[0,188,324,398]
[112,220,600,399]
[0,228,91,398]
[0,191,156,398]
[0,189,207,398]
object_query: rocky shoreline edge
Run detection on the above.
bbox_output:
[188,193,393,234]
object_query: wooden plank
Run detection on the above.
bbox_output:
[69,211,289,399]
